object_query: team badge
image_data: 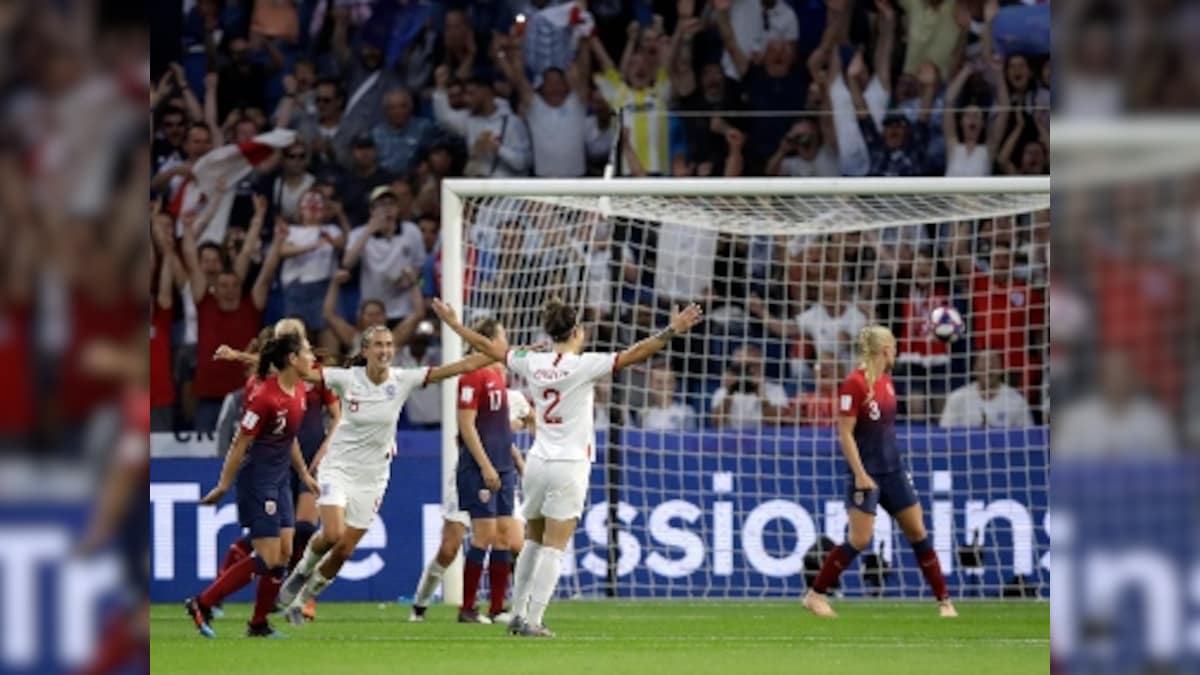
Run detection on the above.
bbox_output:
[853,491,864,506]
[479,489,492,503]
[1010,291,1026,307]
[265,500,277,515]
[385,384,396,399]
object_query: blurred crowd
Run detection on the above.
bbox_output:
[150,0,1051,436]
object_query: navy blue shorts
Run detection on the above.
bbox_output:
[845,470,920,516]
[237,475,295,539]
[456,467,518,519]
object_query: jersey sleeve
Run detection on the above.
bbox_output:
[580,352,620,381]
[391,366,432,394]
[457,371,481,411]
[238,393,273,438]
[505,349,532,379]
[837,374,868,418]
[322,367,352,397]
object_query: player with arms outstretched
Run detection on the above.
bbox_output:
[433,297,703,637]
[185,332,320,638]
[276,324,494,623]
[802,325,957,619]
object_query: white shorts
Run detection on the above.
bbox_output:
[316,466,387,530]
[441,473,470,527]
[520,456,591,521]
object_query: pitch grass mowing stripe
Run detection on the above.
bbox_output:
[151,600,1048,675]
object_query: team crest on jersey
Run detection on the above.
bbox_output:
[1010,291,1026,307]
[385,384,396,399]
[264,500,277,515]
[514,349,528,359]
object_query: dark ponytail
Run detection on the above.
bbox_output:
[257,333,303,378]
[541,297,577,343]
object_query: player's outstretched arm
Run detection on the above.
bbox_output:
[430,298,508,363]
[615,303,703,371]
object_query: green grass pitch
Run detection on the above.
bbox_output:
[151,600,1048,674]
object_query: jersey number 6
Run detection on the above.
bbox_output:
[543,388,563,425]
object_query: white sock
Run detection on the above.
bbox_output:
[526,546,563,627]
[413,559,446,607]
[293,567,333,607]
[511,541,541,619]
[297,539,326,576]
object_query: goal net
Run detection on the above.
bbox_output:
[440,177,1050,600]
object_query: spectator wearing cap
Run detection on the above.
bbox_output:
[372,88,435,175]
[341,133,395,226]
[495,31,590,178]
[857,107,932,177]
[343,186,427,326]
[433,71,531,178]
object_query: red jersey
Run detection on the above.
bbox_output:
[970,274,1044,370]
[791,391,838,427]
[194,293,262,399]
[897,287,951,362]
[150,304,175,408]
[457,366,514,473]
[238,376,307,480]
[837,368,901,475]
[61,292,142,422]
[0,305,35,434]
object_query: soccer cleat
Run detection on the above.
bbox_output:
[246,621,288,639]
[457,608,493,624]
[277,571,309,606]
[518,623,556,638]
[184,597,215,638]
[506,615,525,635]
[802,590,838,618]
[283,605,307,627]
[938,599,959,618]
[409,605,427,623]
[489,609,514,624]
[302,598,317,621]
[210,604,225,619]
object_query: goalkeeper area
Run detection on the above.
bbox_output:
[149,601,1048,674]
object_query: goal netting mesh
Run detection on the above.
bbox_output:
[442,179,1050,600]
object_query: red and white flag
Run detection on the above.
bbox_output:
[171,128,295,244]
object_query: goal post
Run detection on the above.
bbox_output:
[439,176,1050,602]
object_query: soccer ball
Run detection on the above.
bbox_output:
[928,305,965,343]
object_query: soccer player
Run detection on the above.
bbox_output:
[408,374,531,623]
[802,325,958,619]
[185,333,320,638]
[432,297,703,637]
[276,325,495,623]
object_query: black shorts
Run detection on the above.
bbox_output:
[456,467,518,519]
[845,470,920,516]
[237,474,295,539]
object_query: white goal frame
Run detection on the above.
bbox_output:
[436,176,1050,603]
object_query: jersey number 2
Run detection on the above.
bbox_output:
[543,388,563,424]
[272,411,287,435]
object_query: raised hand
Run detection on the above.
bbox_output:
[669,303,704,333]
[677,0,695,19]
[430,298,459,325]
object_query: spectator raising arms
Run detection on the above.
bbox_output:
[433,68,531,178]
[343,186,426,326]
[279,190,346,348]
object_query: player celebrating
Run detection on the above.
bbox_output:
[432,297,703,637]
[276,324,495,623]
[409,371,532,624]
[802,325,957,619]
[186,332,320,638]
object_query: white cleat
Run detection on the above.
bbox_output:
[278,571,309,607]
[938,599,959,618]
[802,590,838,618]
[489,610,514,624]
[283,604,307,627]
[408,606,427,623]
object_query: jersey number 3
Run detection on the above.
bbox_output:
[543,388,563,425]
[866,400,881,421]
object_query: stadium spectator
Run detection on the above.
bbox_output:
[678,61,745,175]
[970,242,1045,397]
[711,345,789,429]
[397,317,442,429]
[433,71,531,178]
[150,122,213,200]
[322,270,388,358]
[1053,351,1176,456]
[339,133,395,227]
[280,190,346,347]
[585,88,618,174]
[372,88,436,175]
[940,350,1033,428]
[184,217,284,432]
[214,33,283,122]
[268,141,317,221]
[639,362,698,431]
[328,5,400,159]
[343,186,426,326]
[152,105,191,177]
[297,78,353,169]
[766,117,839,177]
[892,251,954,421]
[751,277,867,378]
[497,30,590,178]
[273,58,317,129]
[789,352,841,426]
[896,0,964,78]
[852,55,935,177]
[943,57,1008,177]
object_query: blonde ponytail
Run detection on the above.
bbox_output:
[858,324,894,389]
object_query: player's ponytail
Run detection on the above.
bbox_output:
[258,333,303,378]
[858,324,894,389]
[541,297,577,343]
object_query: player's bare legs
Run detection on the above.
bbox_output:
[517,516,575,637]
[281,504,343,606]
[283,516,367,625]
[893,504,956,617]
[509,517,544,633]
[805,509,875,618]
[411,521,467,620]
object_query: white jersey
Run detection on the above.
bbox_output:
[505,349,617,462]
[321,366,430,484]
